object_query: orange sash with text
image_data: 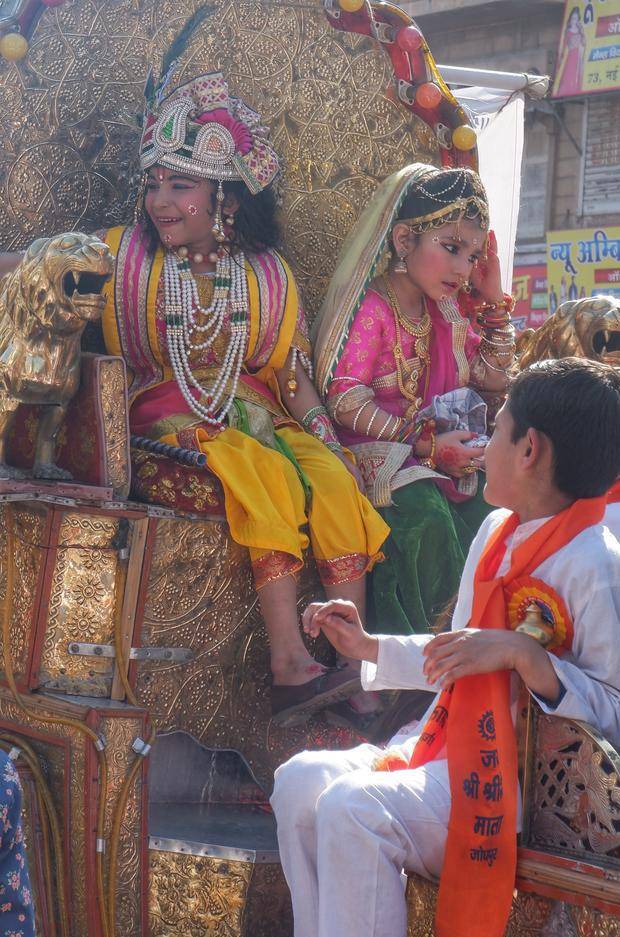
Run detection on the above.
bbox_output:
[380,497,607,937]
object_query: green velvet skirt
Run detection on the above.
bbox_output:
[368,477,491,636]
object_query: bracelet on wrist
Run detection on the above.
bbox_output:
[301,405,342,451]
[419,430,437,469]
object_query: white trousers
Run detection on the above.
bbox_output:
[271,743,452,937]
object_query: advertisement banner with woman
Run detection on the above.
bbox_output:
[553,0,620,97]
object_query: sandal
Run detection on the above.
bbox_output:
[271,666,362,728]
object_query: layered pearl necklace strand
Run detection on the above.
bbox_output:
[164,248,249,429]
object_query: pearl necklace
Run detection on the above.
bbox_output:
[164,249,249,429]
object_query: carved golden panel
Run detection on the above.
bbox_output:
[571,906,620,936]
[136,515,358,791]
[0,689,89,935]
[149,851,252,936]
[0,0,438,323]
[0,503,47,684]
[39,511,120,696]
[101,713,146,936]
[406,873,436,937]
[149,850,291,937]
[0,689,147,937]
[100,358,130,498]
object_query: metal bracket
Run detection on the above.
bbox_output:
[67,642,194,663]
[132,737,152,757]
[434,122,453,149]
[323,0,340,19]
[396,78,415,107]
[371,21,395,44]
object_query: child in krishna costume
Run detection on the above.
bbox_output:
[98,61,389,726]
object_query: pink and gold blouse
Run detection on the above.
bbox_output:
[327,289,481,449]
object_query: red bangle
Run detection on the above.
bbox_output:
[418,418,436,442]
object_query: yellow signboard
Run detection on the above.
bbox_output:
[553,0,620,97]
[547,227,620,313]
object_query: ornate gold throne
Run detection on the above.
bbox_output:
[0,1,619,936]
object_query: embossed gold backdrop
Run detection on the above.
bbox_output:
[0,0,438,320]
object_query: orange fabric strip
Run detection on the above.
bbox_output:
[409,497,607,937]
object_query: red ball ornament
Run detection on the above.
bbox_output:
[396,26,424,53]
[416,82,442,109]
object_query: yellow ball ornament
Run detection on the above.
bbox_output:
[452,124,477,151]
[339,0,365,11]
[0,32,28,62]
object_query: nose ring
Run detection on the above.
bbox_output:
[188,204,198,216]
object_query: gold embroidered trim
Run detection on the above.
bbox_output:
[437,298,470,387]
[252,551,302,589]
[316,552,371,585]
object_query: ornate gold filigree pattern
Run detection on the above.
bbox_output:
[136,516,357,791]
[0,689,147,936]
[0,689,89,934]
[149,851,252,936]
[100,358,131,498]
[149,850,291,936]
[404,875,620,937]
[39,511,120,696]
[406,873,436,937]
[101,713,146,935]
[0,0,438,324]
[0,504,47,684]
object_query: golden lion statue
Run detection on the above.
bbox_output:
[517,295,620,370]
[0,232,114,481]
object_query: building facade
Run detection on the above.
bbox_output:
[401,0,620,327]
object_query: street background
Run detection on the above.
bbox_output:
[401,0,620,331]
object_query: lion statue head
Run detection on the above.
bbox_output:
[517,295,620,371]
[0,232,113,338]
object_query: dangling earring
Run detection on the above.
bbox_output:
[461,280,472,294]
[211,180,227,244]
[133,172,147,224]
[394,252,408,274]
[225,214,235,226]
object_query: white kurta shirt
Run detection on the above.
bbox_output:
[362,508,620,756]
[605,502,620,541]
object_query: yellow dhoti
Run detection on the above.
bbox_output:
[160,424,388,589]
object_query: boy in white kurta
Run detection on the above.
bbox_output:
[271,359,620,937]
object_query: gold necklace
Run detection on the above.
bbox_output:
[383,276,432,419]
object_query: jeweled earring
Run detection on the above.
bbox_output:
[225,214,235,226]
[461,280,472,294]
[212,181,227,244]
[394,252,408,274]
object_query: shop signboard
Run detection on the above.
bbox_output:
[511,265,549,333]
[553,0,620,97]
[546,227,620,312]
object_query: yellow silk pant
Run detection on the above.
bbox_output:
[163,424,389,587]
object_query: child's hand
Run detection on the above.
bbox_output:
[470,230,504,305]
[302,600,378,663]
[422,628,561,702]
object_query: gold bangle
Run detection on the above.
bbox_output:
[419,431,437,469]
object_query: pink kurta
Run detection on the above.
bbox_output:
[327,289,481,502]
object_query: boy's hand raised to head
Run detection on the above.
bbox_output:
[302,600,379,664]
[423,628,561,703]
